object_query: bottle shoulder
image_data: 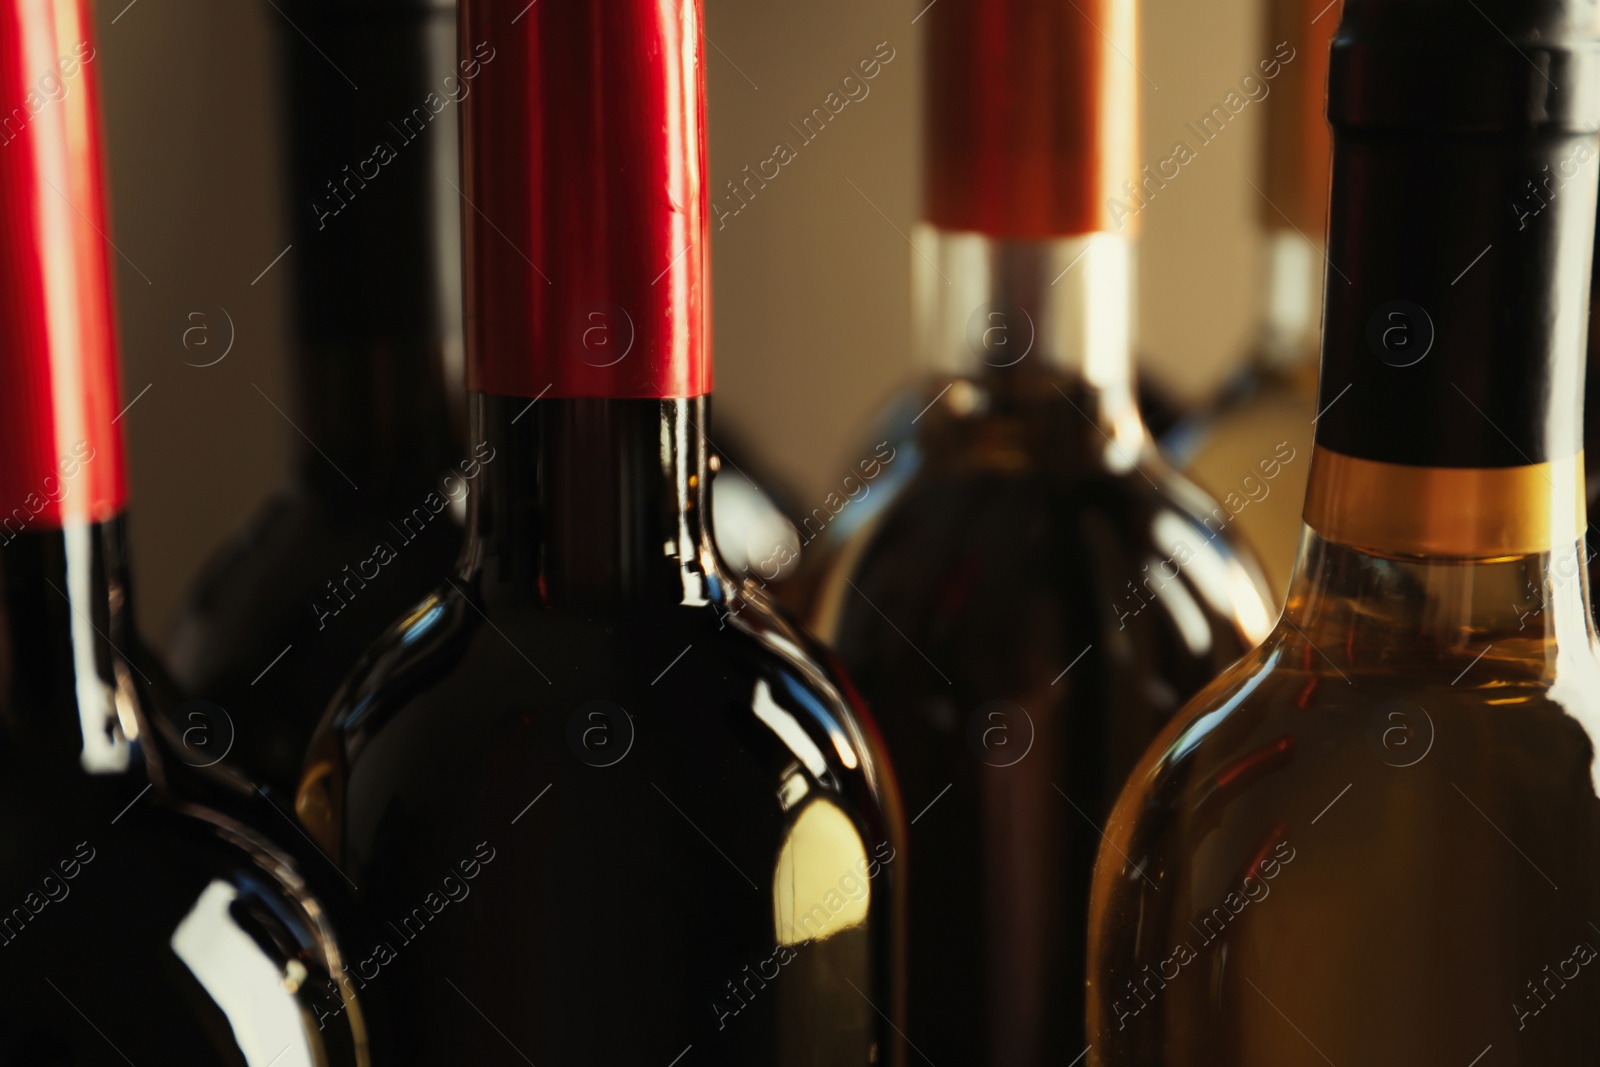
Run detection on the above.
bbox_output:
[296,577,903,1064]
[166,481,462,684]
[830,397,1270,569]
[1100,627,1600,856]
[1088,630,1600,1062]
[308,576,898,846]
[163,478,464,792]
[0,782,368,1065]
[814,443,1275,663]
[795,375,1276,626]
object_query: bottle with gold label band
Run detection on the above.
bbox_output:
[1086,0,1600,1063]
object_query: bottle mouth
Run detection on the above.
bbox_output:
[1301,444,1587,559]
[1330,2,1600,135]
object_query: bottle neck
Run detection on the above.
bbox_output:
[1293,439,1592,651]
[0,3,148,781]
[0,520,141,775]
[279,3,463,494]
[911,224,1141,424]
[465,393,716,607]
[1255,229,1323,375]
[1288,1,1600,653]
[1252,0,1335,377]
[1283,521,1595,674]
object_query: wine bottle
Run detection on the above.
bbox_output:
[771,20,1247,625]
[803,0,1274,1062]
[295,1,904,1063]
[1087,1,1600,1062]
[165,0,467,795]
[0,2,369,1060]
[1166,0,1340,598]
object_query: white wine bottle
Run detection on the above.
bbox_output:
[1087,0,1600,1062]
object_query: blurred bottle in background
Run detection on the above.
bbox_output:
[768,16,1280,620]
[705,429,807,583]
[776,362,1193,618]
[804,0,1274,1061]
[1164,0,1341,598]
[166,0,468,794]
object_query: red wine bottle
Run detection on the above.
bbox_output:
[165,0,467,795]
[0,3,369,1061]
[295,2,905,1063]
[804,0,1275,1062]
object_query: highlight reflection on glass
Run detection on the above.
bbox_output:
[772,798,871,946]
[171,881,316,1067]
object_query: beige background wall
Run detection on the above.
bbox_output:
[91,0,1267,640]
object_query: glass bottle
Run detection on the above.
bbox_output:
[805,0,1275,1061]
[295,1,905,1062]
[166,0,465,795]
[1087,1,1600,1061]
[0,2,370,1060]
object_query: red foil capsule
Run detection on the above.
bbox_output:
[0,0,126,534]
[921,0,1139,237]
[461,0,710,399]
